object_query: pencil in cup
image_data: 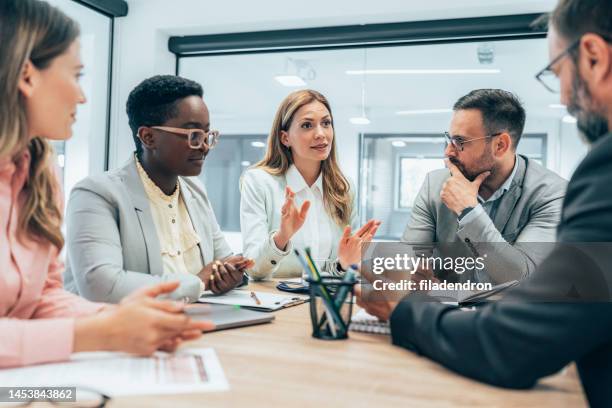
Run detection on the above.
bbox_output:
[307,276,357,340]
[294,249,348,335]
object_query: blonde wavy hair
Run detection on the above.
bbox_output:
[0,0,80,249]
[255,89,352,227]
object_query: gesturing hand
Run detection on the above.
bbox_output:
[274,186,311,250]
[337,219,381,270]
[75,282,213,356]
[440,159,490,216]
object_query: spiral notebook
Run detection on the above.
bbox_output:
[349,309,391,335]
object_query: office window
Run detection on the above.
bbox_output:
[46,0,112,205]
[361,133,547,239]
[179,35,565,236]
[200,135,268,232]
[398,157,445,209]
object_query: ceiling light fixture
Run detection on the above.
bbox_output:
[549,104,567,109]
[349,117,371,125]
[275,58,315,87]
[251,141,266,148]
[274,75,306,87]
[562,115,577,124]
[346,69,501,75]
[477,43,495,64]
[396,108,453,115]
[391,141,407,147]
[349,49,371,126]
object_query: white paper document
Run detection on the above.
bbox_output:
[199,289,308,311]
[0,348,228,397]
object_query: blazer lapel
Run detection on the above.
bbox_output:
[121,158,164,276]
[493,155,526,233]
[179,178,208,265]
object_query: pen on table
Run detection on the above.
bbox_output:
[250,291,261,305]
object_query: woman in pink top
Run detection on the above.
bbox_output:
[0,0,212,368]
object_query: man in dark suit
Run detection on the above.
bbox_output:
[356,1,612,406]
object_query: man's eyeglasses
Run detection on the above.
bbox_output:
[151,126,220,149]
[444,132,502,152]
[535,38,580,93]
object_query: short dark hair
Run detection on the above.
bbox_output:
[548,0,612,43]
[126,75,203,157]
[453,89,526,149]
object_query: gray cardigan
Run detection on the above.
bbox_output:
[63,156,232,303]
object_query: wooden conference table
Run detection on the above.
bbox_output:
[118,280,586,408]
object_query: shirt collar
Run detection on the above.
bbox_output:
[135,155,180,203]
[286,164,323,193]
[478,154,517,204]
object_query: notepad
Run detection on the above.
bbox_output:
[198,290,309,312]
[349,309,391,335]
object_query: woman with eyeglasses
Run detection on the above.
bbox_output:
[1,0,212,368]
[64,75,252,303]
[240,89,381,280]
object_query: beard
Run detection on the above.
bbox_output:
[449,148,496,182]
[567,71,609,144]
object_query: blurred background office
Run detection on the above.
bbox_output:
[52,0,583,249]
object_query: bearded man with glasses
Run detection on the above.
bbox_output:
[402,89,567,285]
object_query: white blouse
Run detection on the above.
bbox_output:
[240,165,358,280]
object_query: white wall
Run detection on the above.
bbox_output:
[108,0,559,170]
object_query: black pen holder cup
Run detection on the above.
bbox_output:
[306,277,356,340]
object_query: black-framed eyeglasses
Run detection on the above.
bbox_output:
[444,132,502,152]
[535,38,580,93]
[151,126,220,149]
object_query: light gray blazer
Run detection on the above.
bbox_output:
[402,155,567,284]
[63,156,232,303]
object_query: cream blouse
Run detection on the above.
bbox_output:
[135,159,204,286]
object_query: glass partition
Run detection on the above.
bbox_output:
[179,37,582,235]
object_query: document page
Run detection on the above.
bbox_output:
[199,289,308,310]
[0,348,228,396]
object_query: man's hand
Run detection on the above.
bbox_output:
[354,267,404,322]
[440,159,490,216]
[354,285,398,322]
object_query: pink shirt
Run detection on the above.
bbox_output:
[1,150,103,368]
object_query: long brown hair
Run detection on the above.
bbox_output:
[0,0,80,249]
[255,89,352,226]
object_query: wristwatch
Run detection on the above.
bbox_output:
[458,206,474,221]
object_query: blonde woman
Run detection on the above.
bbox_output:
[240,90,380,279]
[0,0,210,368]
